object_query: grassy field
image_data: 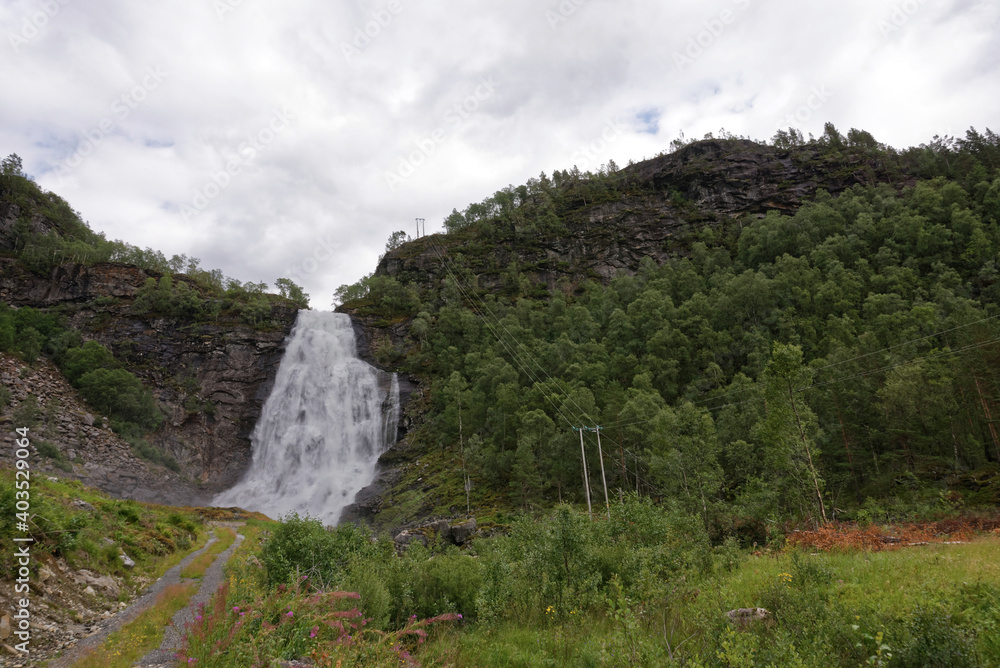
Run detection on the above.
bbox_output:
[420,537,1000,667]
[0,468,204,580]
[174,506,1000,667]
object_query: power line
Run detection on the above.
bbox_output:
[809,312,1000,374]
[428,241,583,429]
[429,239,601,427]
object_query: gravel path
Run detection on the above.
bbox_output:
[45,532,220,668]
[41,524,246,668]
[135,530,244,667]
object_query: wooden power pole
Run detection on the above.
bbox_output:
[575,427,592,516]
[588,426,611,519]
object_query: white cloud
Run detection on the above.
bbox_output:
[2,0,998,307]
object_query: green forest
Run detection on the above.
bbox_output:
[340,126,1000,535]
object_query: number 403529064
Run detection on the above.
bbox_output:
[14,427,31,523]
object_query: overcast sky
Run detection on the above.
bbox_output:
[2,0,998,307]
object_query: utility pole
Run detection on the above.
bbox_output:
[588,426,611,519]
[459,393,470,517]
[575,427,592,517]
[416,218,425,238]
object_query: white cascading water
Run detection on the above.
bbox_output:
[214,311,399,525]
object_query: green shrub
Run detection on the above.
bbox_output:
[62,340,118,383]
[130,438,181,472]
[76,368,161,430]
[260,514,374,587]
[12,395,40,428]
[168,512,198,534]
[36,440,72,472]
[410,552,482,620]
[113,500,142,524]
[895,606,974,667]
[18,326,43,364]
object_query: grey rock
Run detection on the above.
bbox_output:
[75,571,120,597]
[726,607,770,625]
[450,518,477,545]
[394,529,428,549]
[432,519,452,543]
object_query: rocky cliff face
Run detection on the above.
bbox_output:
[376,140,894,292]
[0,258,297,502]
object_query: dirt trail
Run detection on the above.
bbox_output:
[37,523,244,668]
[135,528,244,666]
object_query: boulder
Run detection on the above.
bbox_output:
[71,499,96,513]
[450,518,477,545]
[432,519,452,543]
[726,608,770,626]
[119,552,135,569]
[75,570,120,597]
[394,529,428,550]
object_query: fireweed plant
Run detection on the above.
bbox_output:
[177,523,464,666]
[176,577,463,666]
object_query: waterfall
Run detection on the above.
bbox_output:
[214,311,400,525]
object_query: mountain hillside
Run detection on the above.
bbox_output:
[339,127,1000,533]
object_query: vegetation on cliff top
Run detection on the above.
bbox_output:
[1,152,309,317]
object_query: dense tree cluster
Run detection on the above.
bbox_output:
[342,128,1000,529]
